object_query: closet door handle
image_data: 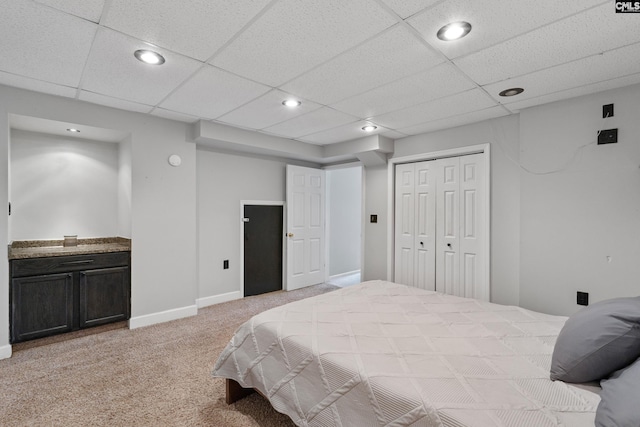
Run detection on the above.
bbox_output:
[447,243,452,249]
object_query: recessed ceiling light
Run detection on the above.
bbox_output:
[134,49,165,65]
[499,87,524,97]
[282,99,301,108]
[362,125,377,132]
[66,128,80,133]
[436,21,472,41]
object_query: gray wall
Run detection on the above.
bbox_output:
[328,166,362,276]
[0,85,197,352]
[10,130,119,240]
[196,148,318,299]
[363,164,389,282]
[519,84,640,315]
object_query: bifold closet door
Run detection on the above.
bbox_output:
[395,154,485,299]
[394,161,436,291]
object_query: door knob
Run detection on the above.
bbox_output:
[420,241,424,246]
[287,233,294,237]
[447,243,452,248]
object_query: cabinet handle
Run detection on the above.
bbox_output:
[59,260,95,266]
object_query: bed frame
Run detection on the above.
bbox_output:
[225,378,258,404]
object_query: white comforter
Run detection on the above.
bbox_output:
[213,280,599,426]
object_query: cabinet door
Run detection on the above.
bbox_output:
[79,266,130,328]
[11,273,74,343]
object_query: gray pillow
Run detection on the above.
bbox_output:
[550,296,640,383]
[595,356,640,427]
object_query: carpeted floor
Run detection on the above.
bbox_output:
[0,283,339,426]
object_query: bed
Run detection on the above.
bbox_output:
[213,280,600,426]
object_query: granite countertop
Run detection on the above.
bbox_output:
[9,237,131,260]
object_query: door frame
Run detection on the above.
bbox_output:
[386,143,491,299]
[239,200,286,298]
[323,162,364,284]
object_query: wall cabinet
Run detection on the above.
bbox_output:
[10,252,130,343]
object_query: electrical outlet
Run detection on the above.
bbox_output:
[223,260,229,269]
[577,291,589,306]
[603,103,614,118]
[597,128,618,145]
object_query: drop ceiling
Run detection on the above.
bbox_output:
[1,0,639,146]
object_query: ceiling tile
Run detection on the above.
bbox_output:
[211,0,397,86]
[263,107,358,139]
[502,73,640,113]
[150,108,200,124]
[379,0,443,19]
[102,0,271,61]
[454,3,640,85]
[0,71,76,98]
[34,0,105,22]
[397,106,509,136]
[332,62,476,118]
[409,0,604,60]
[160,65,271,119]
[485,42,640,105]
[217,90,322,130]
[373,88,498,130]
[81,28,202,106]
[300,121,392,145]
[0,1,97,87]
[281,25,443,105]
[79,91,154,113]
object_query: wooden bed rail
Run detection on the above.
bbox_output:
[225,378,256,404]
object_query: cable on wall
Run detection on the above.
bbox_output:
[490,112,612,176]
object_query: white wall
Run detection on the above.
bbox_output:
[519,84,640,315]
[10,130,119,241]
[328,166,362,276]
[118,134,132,238]
[0,85,197,352]
[363,115,522,306]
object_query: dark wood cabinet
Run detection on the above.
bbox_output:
[10,252,130,343]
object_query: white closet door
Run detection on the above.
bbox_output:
[394,163,415,286]
[394,153,487,300]
[459,154,486,300]
[435,157,461,296]
[414,161,436,291]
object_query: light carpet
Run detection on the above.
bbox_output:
[0,283,338,427]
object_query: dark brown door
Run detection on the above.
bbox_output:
[244,205,283,297]
[79,266,131,328]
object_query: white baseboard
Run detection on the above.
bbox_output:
[329,270,361,281]
[129,304,198,330]
[0,344,12,360]
[197,291,241,308]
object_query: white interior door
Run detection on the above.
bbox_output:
[414,161,436,291]
[286,165,325,290]
[394,153,487,300]
[394,162,436,290]
[394,163,415,287]
[435,157,461,296]
[458,153,486,300]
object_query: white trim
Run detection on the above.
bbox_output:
[196,291,241,308]
[128,305,197,329]
[240,200,285,297]
[324,172,331,283]
[329,270,361,281]
[0,344,12,360]
[387,143,491,299]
